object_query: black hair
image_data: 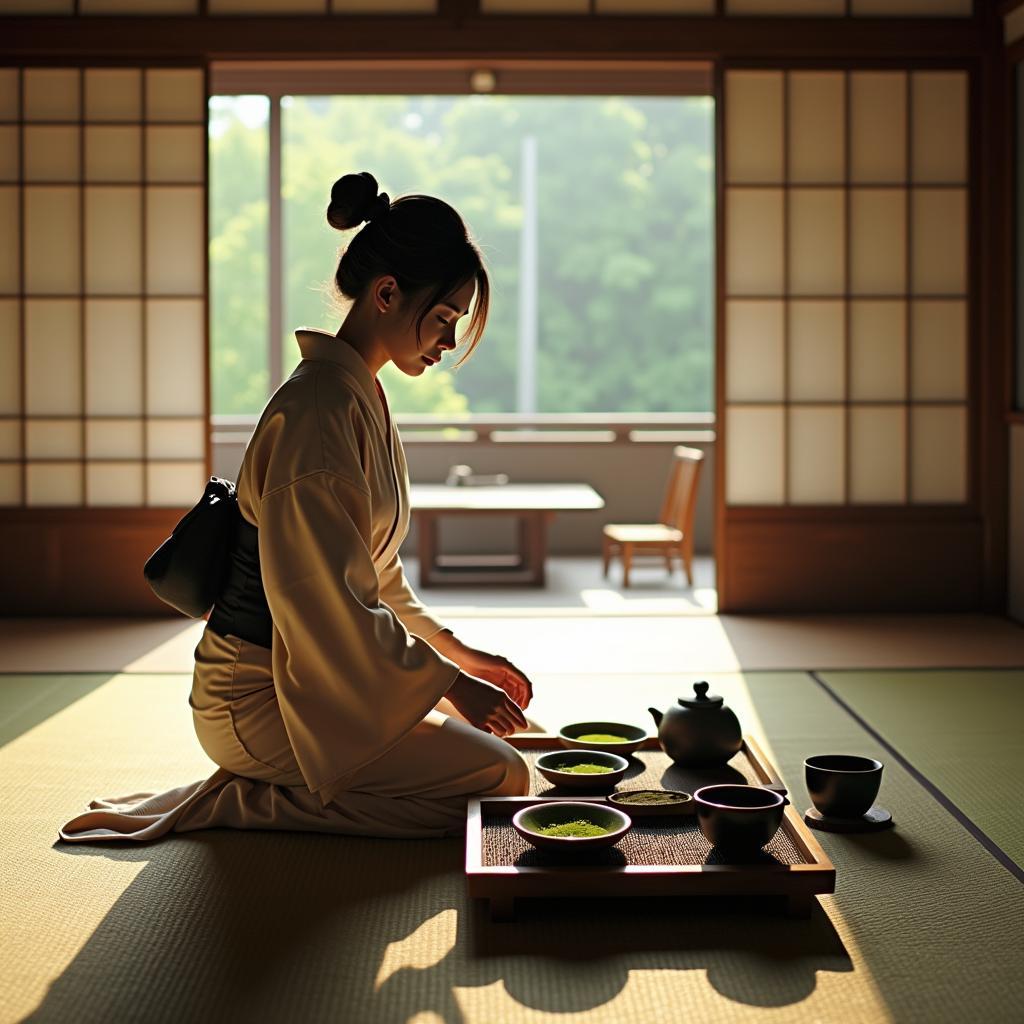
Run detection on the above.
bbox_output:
[326,170,489,365]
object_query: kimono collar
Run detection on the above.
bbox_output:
[294,328,388,438]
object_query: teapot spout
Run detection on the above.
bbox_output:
[647,707,663,728]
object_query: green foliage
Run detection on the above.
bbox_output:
[209,97,270,416]
[209,94,714,416]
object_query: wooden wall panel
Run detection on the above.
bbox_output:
[723,516,983,611]
[0,509,186,614]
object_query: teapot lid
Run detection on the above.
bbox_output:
[677,681,724,709]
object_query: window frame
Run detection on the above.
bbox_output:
[209,58,716,424]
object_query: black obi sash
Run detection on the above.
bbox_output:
[207,507,273,650]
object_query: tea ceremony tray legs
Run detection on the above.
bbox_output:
[466,736,836,922]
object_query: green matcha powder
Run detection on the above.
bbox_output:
[535,819,610,837]
[615,790,687,805]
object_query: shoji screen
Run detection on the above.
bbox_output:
[0,1,438,10]
[724,68,969,508]
[0,66,208,509]
[725,0,972,13]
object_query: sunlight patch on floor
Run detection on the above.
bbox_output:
[2,857,151,1022]
[1,673,209,1020]
[374,909,459,992]
[121,621,205,674]
[579,586,717,613]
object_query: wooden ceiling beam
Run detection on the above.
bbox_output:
[0,15,987,63]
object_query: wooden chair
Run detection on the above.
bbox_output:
[602,445,704,588]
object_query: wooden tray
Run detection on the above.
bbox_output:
[466,735,835,921]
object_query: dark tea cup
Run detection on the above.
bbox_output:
[694,784,788,853]
[805,754,883,819]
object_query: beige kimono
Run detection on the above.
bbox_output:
[58,329,529,843]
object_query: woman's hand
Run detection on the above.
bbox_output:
[430,631,534,710]
[446,671,528,738]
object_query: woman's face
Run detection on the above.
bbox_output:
[383,277,476,377]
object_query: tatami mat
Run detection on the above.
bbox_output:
[817,669,1024,871]
[3,669,1024,1023]
[2,612,1022,675]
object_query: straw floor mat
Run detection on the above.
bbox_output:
[819,669,1024,870]
[2,670,1024,1023]
[3,613,1024,675]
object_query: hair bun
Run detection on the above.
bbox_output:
[365,191,390,223]
[326,171,390,230]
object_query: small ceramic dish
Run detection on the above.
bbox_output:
[512,800,633,851]
[535,749,629,791]
[608,789,695,817]
[557,721,648,756]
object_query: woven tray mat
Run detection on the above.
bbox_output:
[481,748,804,868]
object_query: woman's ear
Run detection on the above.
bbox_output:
[372,275,399,314]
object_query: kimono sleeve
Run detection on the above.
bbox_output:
[258,470,461,799]
[376,551,448,640]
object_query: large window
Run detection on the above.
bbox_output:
[210,92,714,418]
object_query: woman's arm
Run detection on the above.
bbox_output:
[375,546,534,711]
[258,470,463,800]
[376,550,450,640]
[426,627,460,658]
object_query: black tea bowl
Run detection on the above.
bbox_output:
[694,784,787,854]
[804,754,883,819]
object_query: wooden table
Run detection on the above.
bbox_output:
[409,483,605,587]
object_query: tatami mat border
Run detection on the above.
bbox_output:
[808,669,1024,886]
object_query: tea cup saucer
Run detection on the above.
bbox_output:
[803,805,894,833]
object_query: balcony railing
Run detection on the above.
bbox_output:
[212,412,716,448]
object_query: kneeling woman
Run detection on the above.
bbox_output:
[59,172,532,843]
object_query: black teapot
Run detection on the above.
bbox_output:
[648,682,743,767]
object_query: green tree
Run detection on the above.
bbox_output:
[209,97,270,416]
[210,93,713,417]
